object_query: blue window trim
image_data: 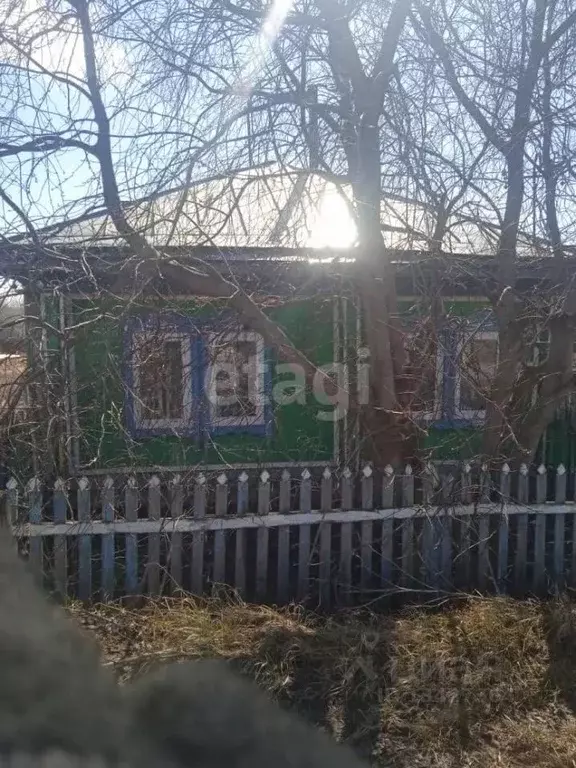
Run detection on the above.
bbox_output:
[124,312,273,440]
[202,337,274,437]
[426,317,497,430]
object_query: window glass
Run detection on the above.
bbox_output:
[459,337,497,412]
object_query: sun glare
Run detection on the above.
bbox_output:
[308,190,357,249]
[234,0,295,99]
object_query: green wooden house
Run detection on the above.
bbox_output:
[2,244,575,476]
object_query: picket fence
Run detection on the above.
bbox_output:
[5,462,576,605]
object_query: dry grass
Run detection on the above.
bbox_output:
[69,595,576,767]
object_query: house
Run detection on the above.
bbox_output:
[0,243,574,476]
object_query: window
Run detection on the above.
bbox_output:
[399,329,442,419]
[455,331,498,419]
[206,331,266,429]
[126,316,269,437]
[131,332,193,433]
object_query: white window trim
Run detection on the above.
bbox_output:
[206,330,266,428]
[132,331,193,431]
[454,330,498,421]
[404,333,444,422]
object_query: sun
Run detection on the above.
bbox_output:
[307,190,357,249]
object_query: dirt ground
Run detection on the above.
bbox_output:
[71,594,576,767]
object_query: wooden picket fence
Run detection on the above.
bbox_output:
[5,462,576,605]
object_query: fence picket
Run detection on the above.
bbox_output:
[256,471,270,599]
[518,464,529,505]
[381,518,394,587]
[556,464,567,504]
[497,513,509,592]
[53,479,68,600]
[553,510,565,589]
[534,513,546,593]
[235,472,249,597]
[461,464,472,505]
[124,477,138,595]
[499,464,511,502]
[458,515,471,587]
[480,465,491,503]
[5,478,18,527]
[276,470,290,602]
[213,474,228,587]
[77,477,92,601]
[477,515,490,590]
[168,476,182,593]
[191,531,204,594]
[536,464,547,504]
[514,512,528,592]
[194,474,206,519]
[341,467,353,511]
[101,477,115,600]
[382,466,394,509]
[400,517,414,589]
[402,465,414,507]
[321,467,332,512]
[297,470,312,600]
[361,465,373,510]
[339,521,352,602]
[235,526,247,598]
[440,516,452,588]
[297,523,311,601]
[26,478,43,582]
[147,475,161,596]
[571,512,576,587]
[360,521,373,594]
[319,521,332,605]
[279,469,291,513]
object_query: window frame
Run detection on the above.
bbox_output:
[205,329,270,435]
[402,330,444,422]
[124,314,271,439]
[131,330,194,434]
[454,329,499,422]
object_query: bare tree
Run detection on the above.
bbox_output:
[3,0,576,469]
[416,0,576,463]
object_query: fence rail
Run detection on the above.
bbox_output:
[5,462,576,604]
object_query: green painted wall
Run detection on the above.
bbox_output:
[43,291,576,471]
[70,297,336,469]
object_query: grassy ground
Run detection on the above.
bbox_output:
[70,595,576,767]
